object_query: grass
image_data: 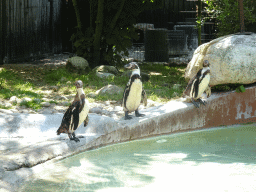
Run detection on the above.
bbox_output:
[1,61,249,111]
[0,62,188,110]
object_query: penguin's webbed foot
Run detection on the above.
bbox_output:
[198,98,207,105]
[135,110,145,117]
[70,133,80,142]
[191,98,200,108]
[125,111,133,120]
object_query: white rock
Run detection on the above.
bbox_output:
[96,85,123,95]
[4,102,12,108]
[96,71,115,78]
[41,102,51,107]
[89,107,103,114]
[22,97,32,102]
[68,56,89,69]
[185,33,256,85]
[0,109,13,114]
[9,96,18,103]
[87,92,97,98]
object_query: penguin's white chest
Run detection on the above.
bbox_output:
[78,99,89,127]
[196,73,210,99]
[126,79,142,112]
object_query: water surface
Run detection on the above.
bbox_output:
[21,125,256,192]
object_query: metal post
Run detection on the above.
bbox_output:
[238,0,245,33]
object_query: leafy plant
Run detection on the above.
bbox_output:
[202,0,256,36]
[71,0,164,68]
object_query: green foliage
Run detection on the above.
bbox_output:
[236,85,246,93]
[71,0,163,67]
[203,0,256,36]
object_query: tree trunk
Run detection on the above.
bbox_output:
[72,0,82,31]
[107,0,126,38]
[93,0,104,68]
[197,0,202,45]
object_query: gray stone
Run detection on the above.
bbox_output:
[89,107,103,114]
[4,102,12,108]
[96,85,123,95]
[0,109,13,114]
[41,102,51,107]
[96,71,115,78]
[93,65,119,75]
[68,56,89,69]
[22,97,32,102]
[185,33,256,86]
[9,96,19,104]
[87,92,97,98]
[56,95,68,100]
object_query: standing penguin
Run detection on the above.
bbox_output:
[122,62,147,120]
[57,80,89,142]
[183,60,211,108]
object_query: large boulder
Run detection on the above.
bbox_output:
[93,65,119,75]
[66,56,89,72]
[185,33,256,86]
[96,85,123,95]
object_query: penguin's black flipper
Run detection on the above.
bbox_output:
[84,115,89,127]
[125,111,133,120]
[191,98,200,108]
[135,109,145,117]
[141,89,147,106]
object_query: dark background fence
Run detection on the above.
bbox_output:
[0,0,63,64]
[1,0,218,64]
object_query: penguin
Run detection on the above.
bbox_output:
[122,62,147,120]
[57,80,89,142]
[183,60,211,108]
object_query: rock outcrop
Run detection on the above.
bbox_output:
[185,33,256,86]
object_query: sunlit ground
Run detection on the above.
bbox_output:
[20,125,256,192]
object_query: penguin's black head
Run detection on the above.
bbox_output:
[75,80,83,89]
[203,60,210,67]
[124,62,139,70]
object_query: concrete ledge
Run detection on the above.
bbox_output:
[1,86,256,191]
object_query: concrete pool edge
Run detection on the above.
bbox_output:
[1,86,256,191]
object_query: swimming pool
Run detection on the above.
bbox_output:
[20,125,256,192]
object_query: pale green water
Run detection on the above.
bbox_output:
[21,125,256,192]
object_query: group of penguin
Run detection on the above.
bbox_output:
[57,60,211,142]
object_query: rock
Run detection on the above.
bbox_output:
[96,71,115,78]
[60,101,70,106]
[55,95,68,100]
[87,92,97,98]
[22,97,32,102]
[67,56,89,70]
[50,86,59,91]
[9,96,19,104]
[42,109,54,114]
[41,102,51,107]
[4,102,12,108]
[93,65,119,75]
[96,85,123,95]
[89,107,103,114]
[122,71,150,82]
[0,109,13,114]
[185,33,256,86]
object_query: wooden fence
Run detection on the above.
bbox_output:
[0,0,63,64]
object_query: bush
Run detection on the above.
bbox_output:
[203,0,256,36]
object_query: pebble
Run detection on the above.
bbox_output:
[41,102,51,107]
[22,97,32,102]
